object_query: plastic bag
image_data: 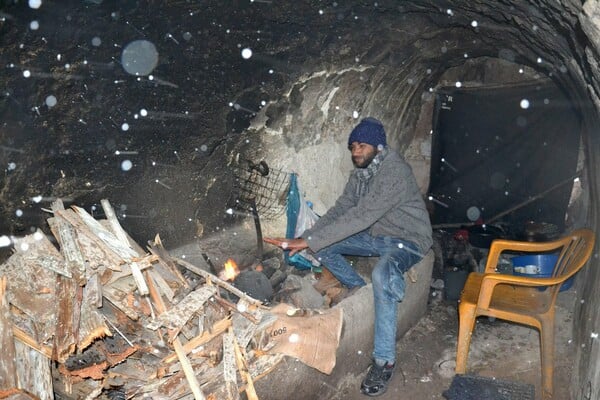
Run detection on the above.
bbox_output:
[286,174,321,270]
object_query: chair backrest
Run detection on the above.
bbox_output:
[549,228,595,297]
[553,228,595,277]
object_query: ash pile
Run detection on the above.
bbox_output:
[0,199,342,400]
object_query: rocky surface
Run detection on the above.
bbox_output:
[2,1,600,398]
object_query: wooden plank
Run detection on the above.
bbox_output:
[232,309,275,349]
[14,340,54,400]
[175,258,265,307]
[147,268,175,302]
[0,388,38,399]
[1,237,58,345]
[100,199,133,249]
[71,206,139,259]
[56,208,135,262]
[233,334,258,400]
[102,278,139,321]
[12,326,52,359]
[129,261,149,296]
[222,330,240,400]
[146,285,217,332]
[173,337,206,400]
[78,275,111,351]
[54,209,125,272]
[0,277,17,391]
[85,273,103,308]
[50,200,86,284]
[162,317,232,364]
[53,274,79,363]
[148,236,189,289]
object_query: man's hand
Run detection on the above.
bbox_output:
[263,237,308,256]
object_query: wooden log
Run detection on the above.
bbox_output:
[146,285,217,333]
[222,330,240,400]
[14,340,54,400]
[0,277,17,391]
[173,337,206,400]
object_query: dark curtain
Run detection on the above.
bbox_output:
[428,82,581,231]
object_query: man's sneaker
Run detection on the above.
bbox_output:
[360,361,395,397]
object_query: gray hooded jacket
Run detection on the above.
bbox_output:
[302,149,433,255]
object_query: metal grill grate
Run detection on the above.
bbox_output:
[232,160,290,220]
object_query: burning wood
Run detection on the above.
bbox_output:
[221,258,241,281]
[0,199,343,399]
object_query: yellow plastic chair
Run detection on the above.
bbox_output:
[455,228,595,399]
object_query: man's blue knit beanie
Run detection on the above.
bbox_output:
[348,117,387,148]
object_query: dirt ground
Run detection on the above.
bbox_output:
[343,289,576,400]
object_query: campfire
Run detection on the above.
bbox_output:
[221,258,241,281]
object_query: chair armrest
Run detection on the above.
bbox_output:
[477,273,564,309]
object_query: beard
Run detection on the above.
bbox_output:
[352,148,378,168]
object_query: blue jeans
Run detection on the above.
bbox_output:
[315,230,423,364]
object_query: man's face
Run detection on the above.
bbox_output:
[349,142,378,168]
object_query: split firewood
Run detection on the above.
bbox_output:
[147,267,176,302]
[101,199,135,250]
[222,330,240,400]
[102,278,140,321]
[173,336,207,400]
[53,209,124,272]
[213,296,260,325]
[50,200,86,285]
[162,317,232,364]
[146,285,217,336]
[11,325,53,359]
[53,274,80,363]
[14,340,56,400]
[77,296,111,355]
[60,207,138,261]
[148,235,190,288]
[4,235,61,343]
[233,334,259,400]
[129,261,149,296]
[0,276,17,391]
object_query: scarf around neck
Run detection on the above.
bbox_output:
[354,147,388,196]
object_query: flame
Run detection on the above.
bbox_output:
[221,258,240,281]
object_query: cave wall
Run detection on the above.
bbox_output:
[1,1,600,397]
[236,2,600,399]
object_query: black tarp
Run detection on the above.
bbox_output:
[428,81,581,231]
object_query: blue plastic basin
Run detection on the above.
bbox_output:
[511,253,574,291]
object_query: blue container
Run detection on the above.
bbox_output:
[511,253,574,291]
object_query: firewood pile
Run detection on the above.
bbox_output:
[0,199,343,400]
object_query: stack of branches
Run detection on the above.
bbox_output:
[0,199,288,400]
